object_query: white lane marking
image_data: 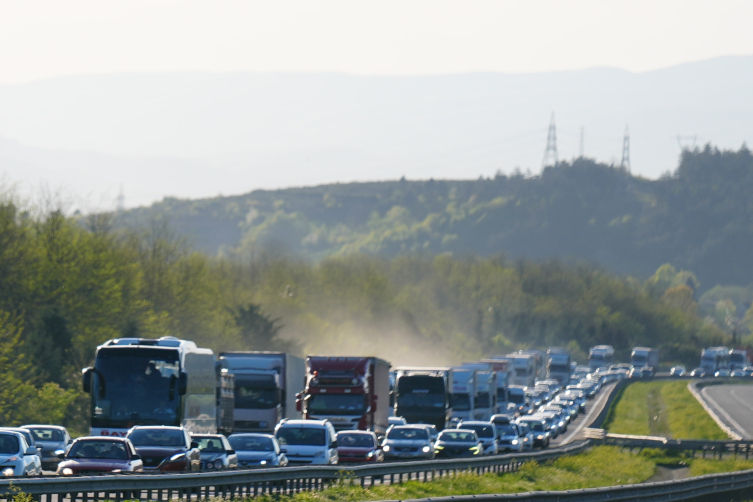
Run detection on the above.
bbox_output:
[701,386,752,439]
[730,389,753,414]
[559,383,614,444]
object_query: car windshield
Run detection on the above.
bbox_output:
[228,435,275,452]
[27,428,64,442]
[128,428,186,447]
[276,427,326,446]
[337,434,374,448]
[497,425,517,435]
[194,437,225,453]
[509,393,525,404]
[522,421,545,432]
[0,434,19,454]
[439,431,476,442]
[463,424,494,437]
[68,441,128,460]
[387,428,428,440]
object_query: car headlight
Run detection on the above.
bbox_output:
[260,460,267,465]
[382,445,391,452]
[111,469,122,474]
[366,451,374,458]
[61,467,74,476]
[537,435,544,440]
[422,446,431,453]
[214,459,223,469]
[2,468,15,477]
[169,453,186,462]
[511,439,519,445]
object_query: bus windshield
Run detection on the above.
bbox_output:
[92,347,181,428]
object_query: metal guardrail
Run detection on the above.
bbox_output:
[0,442,592,502]
[591,430,753,460]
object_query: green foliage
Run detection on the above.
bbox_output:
[117,147,753,294]
[605,381,728,440]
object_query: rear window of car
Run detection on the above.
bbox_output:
[28,428,64,442]
[128,428,186,447]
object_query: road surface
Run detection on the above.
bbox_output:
[699,384,753,439]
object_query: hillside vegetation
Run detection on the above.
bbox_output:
[118,146,753,293]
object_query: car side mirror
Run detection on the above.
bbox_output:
[67,439,73,445]
[190,441,199,449]
[279,448,287,454]
[25,447,38,456]
[132,454,141,461]
[227,449,235,455]
[55,449,66,459]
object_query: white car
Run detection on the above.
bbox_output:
[0,431,42,476]
[274,419,338,465]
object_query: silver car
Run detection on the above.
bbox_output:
[22,425,71,471]
[381,425,434,460]
[0,431,42,477]
[192,434,239,471]
[494,422,523,453]
[457,421,497,455]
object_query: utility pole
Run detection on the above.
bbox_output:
[542,112,558,168]
[579,127,584,158]
[620,126,631,173]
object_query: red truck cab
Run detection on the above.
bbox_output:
[298,357,390,436]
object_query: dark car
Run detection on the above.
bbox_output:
[192,434,238,471]
[228,433,288,468]
[22,425,72,471]
[126,426,200,472]
[690,368,707,378]
[336,431,383,463]
[56,437,143,475]
[434,430,482,458]
[516,418,550,448]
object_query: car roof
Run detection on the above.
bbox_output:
[75,436,129,442]
[458,421,493,426]
[229,433,275,439]
[21,425,67,431]
[191,434,226,438]
[131,425,185,430]
[440,429,477,435]
[278,419,329,427]
[390,424,429,430]
[336,430,374,436]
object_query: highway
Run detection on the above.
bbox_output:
[699,384,753,439]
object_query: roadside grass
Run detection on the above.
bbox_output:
[604,380,727,439]
[689,457,753,476]
[254,447,656,502]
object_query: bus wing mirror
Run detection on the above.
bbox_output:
[179,372,188,395]
[82,367,93,393]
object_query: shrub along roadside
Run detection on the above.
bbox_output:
[604,380,727,439]
[248,446,753,502]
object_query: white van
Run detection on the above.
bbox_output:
[274,419,338,465]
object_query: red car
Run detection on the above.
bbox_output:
[56,437,143,475]
[335,431,383,463]
[126,426,201,472]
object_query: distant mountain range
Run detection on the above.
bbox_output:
[115,148,753,291]
[1,55,753,206]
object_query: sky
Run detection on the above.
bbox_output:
[2,0,753,83]
[1,1,753,209]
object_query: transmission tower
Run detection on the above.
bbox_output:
[542,112,558,168]
[620,126,631,173]
[116,184,125,212]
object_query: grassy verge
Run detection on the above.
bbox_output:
[604,380,727,439]
[248,446,753,502]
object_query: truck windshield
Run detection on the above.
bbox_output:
[92,347,181,428]
[548,364,570,373]
[397,393,445,409]
[307,394,366,415]
[476,392,491,408]
[452,394,471,411]
[731,354,745,363]
[235,375,279,409]
[508,393,525,404]
[632,357,646,366]
[514,368,528,377]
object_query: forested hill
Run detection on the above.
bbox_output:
[117,146,753,290]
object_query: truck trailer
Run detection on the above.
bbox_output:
[300,356,391,435]
[631,347,659,369]
[546,348,571,384]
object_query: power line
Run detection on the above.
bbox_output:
[542,112,558,168]
[620,126,630,173]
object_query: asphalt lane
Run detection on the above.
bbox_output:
[700,384,753,439]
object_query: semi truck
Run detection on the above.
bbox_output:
[394,367,453,431]
[219,351,305,433]
[506,353,536,387]
[82,337,219,436]
[730,349,750,370]
[480,359,511,414]
[588,345,614,371]
[700,347,730,373]
[449,367,476,423]
[546,348,571,383]
[631,347,659,369]
[299,356,391,435]
[459,362,498,420]
[518,350,546,380]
